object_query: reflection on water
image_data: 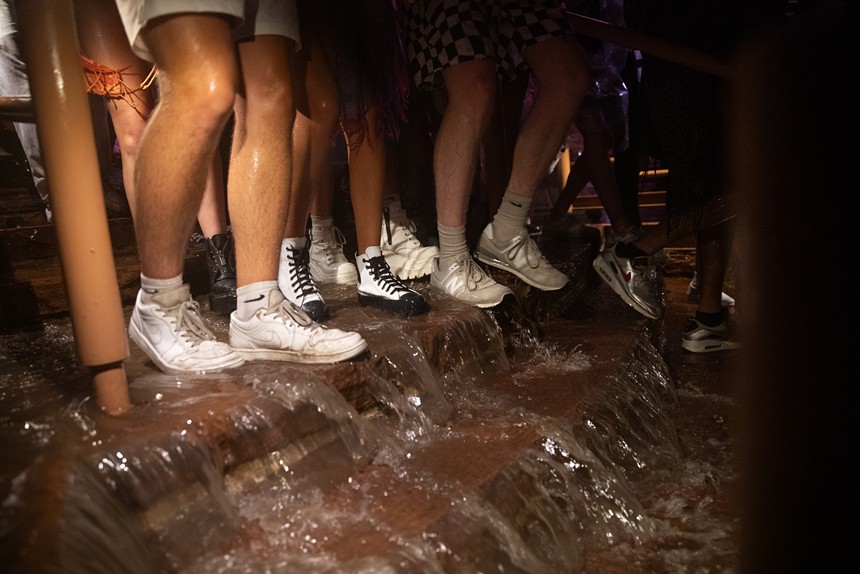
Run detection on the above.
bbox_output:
[0,306,734,572]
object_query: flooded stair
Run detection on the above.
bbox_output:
[0,231,695,573]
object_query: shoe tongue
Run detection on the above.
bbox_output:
[208,233,229,250]
[267,288,286,308]
[151,284,191,307]
[364,246,382,259]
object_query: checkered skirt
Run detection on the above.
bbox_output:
[403,0,571,90]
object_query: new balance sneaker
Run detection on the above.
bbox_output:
[356,248,428,317]
[229,289,367,363]
[681,317,740,353]
[381,199,439,280]
[278,243,327,322]
[430,255,512,309]
[593,243,664,319]
[476,225,569,291]
[686,272,736,307]
[308,222,358,285]
[129,285,245,374]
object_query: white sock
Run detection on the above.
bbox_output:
[437,223,468,270]
[492,191,532,241]
[235,280,278,321]
[139,273,183,301]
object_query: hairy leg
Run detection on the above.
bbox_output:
[435,59,497,227]
[136,14,237,278]
[232,34,297,286]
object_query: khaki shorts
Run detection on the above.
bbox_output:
[116,0,299,62]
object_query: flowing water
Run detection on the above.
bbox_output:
[0,282,738,573]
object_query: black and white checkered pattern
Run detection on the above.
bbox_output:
[403,0,571,90]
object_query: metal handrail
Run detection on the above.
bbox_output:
[16,0,131,415]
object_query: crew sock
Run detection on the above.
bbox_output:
[437,223,468,270]
[236,281,278,321]
[491,191,532,242]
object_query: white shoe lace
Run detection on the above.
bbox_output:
[261,297,314,328]
[365,256,411,296]
[383,206,421,248]
[313,226,349,265]
[502,231,544,270]
[459,257,492,292]
[169,300,216,346]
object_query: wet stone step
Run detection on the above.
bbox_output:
[0,233,700,572]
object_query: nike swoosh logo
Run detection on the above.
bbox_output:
[243,294,265,303]
[143,288,159,294]
[507,200,522,208]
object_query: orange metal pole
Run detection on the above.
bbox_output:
[17,0,131,415]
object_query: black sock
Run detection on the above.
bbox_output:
[695,310,725,327]
[616,242,648,260]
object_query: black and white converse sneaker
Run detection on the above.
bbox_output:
[356,247,428,317]
[278,239,327,322]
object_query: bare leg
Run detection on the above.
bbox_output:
[137,15,237,278]
[75,0,152,221]
[346,105,385,254]
[435,59,497,228]
[196,155,229,236]
[694,223,733,315]
[231,35,297,286]
[506,37,589,200]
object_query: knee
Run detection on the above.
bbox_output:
[248,77,296,125]
[162,65,238,130]
[446,68,497,128]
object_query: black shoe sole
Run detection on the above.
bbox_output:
[358,293,428,317]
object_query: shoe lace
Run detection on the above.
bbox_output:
[504,231,544,269]
[263,297,314,328]
[172,300,215,345]
[287,247,320,298]
[383,206,420,247]
[313,226,348,265]
[459,257,491,291]
[366,256,411,295]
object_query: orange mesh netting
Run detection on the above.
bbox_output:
[81,55,156,118]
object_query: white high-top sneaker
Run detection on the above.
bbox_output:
[308,221,358,285]
[381,199,438,280]
[230,289,367,364]
[128,284,245,374]
[278,239,327,322]
[356,247,428,317]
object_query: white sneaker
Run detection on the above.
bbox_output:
[128,284,245,374]
[308,222,358,285]
[476,225,569,291]
[229,289,367,364]
[356,248,428,317]
[278,242,327,322]
[381,199,439,280]
[687,272,735,307]
[430,255,512,308]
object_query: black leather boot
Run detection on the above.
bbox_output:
[205,232,237,314]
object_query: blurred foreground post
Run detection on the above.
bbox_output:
[17,0,131,415]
